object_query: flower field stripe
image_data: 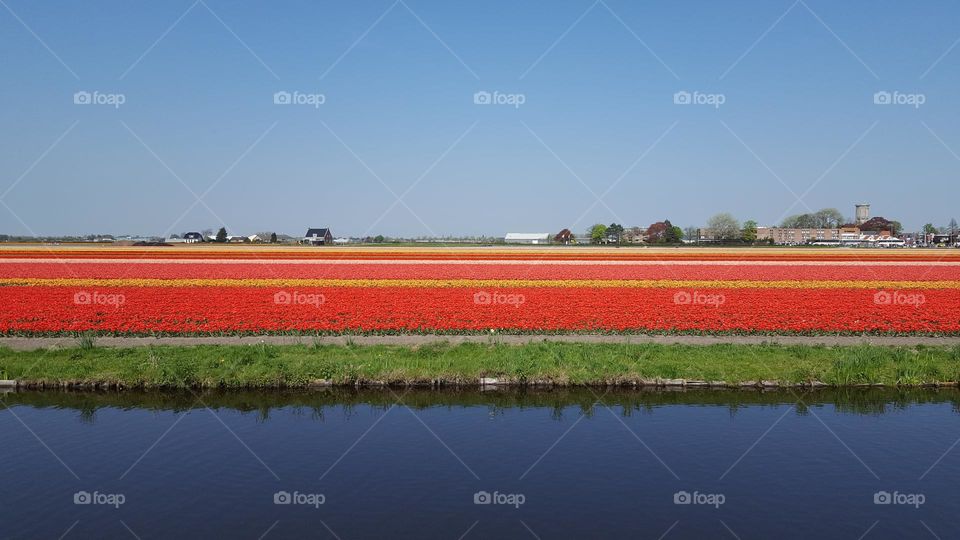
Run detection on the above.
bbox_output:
[3,246,959,336]
[3,286,959,333]
[4,247,960,262]
[4,262,959,281]
[4,258,960,266]
[5,277,960,289]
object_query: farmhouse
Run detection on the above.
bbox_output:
[303,228,333,245]
[183,232,204,243]
[504,233,550,244]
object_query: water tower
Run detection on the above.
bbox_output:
[855,204,870,225]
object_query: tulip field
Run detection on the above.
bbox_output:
[1,245,959,335]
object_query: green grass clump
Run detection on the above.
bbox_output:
[1,342,958,389]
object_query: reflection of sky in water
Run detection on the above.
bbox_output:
[1,389,957,539]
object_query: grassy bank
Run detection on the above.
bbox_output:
[2,341,960,388]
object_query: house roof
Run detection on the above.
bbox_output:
[183,232,203,239]
[505,233,549,241]
[305,228,330,237]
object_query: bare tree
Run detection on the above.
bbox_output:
[707,213,741,241]
[813,208,844,228]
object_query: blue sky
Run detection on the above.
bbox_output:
[1,0,958,237]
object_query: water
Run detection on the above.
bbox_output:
[1,388,958,539]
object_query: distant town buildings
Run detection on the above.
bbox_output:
[26,201,957,248]
[756,227,848,244]
[754,226,904,247]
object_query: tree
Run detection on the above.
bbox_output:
[665,226,683,243]
[781,208,844,229]
[923,223,939,235]
[742,220,758,243]
[215,227,228,243]
[683,226,698,243]
[589,224,608,244]
[270,232,277,244]
[859,216,899,235]
[607,223,624,244]
[374,235,385,243]
[949,218,958,236]
[813,208,844,228]
[781,213,816,228]
[707,213,741,242]
[645,220,673,243]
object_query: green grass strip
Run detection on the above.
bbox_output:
[3,341,960,388]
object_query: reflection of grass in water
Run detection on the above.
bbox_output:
[1,387,957,424]
[3,342,960,389]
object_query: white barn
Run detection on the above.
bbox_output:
[504,233,550,245]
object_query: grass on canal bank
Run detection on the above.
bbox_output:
[2,341,960,388]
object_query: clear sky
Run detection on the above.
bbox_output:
[1,0,958,237]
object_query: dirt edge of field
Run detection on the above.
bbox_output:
[4,334,960,351]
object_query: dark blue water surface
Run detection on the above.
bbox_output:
[1,388,958,539]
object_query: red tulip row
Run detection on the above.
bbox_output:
[0,285,955,334]
[1,261,957,281]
